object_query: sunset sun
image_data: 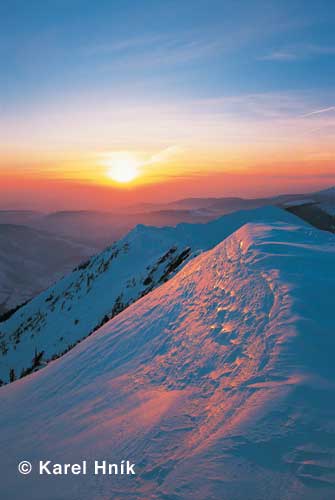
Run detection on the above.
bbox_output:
[105,153,140,184]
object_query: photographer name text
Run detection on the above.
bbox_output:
[18,460,136,476]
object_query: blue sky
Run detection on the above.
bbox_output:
[1,0,335,111]
[1,0,335,207]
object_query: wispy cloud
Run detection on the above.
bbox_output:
[192,92,312,120]
[99,146,182,168]
[259,43,335,62]
[86,35,167,55]
[302,106,335,117]
[86,34,225,70]
[258,51,298,61]
[146,146,183,164]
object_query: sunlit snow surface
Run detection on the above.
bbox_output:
[0,219,335,499]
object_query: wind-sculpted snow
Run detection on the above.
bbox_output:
[0,206,299,384]
[0,220,335,499]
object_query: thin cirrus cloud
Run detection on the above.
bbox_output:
[85,35,168,55]
[302,106,335,117]
[2,90,334,155]
[191,92,314,120]
[259,50,299,61]
[86,34,225,69]
[259,43,335,61]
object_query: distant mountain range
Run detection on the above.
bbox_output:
[1,186,334,243]
[0,186,334,314]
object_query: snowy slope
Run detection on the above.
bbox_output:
[0,224,95,313]
[0,220,335,499]
[316,186,335,198]
[0,206,300,384]
[316,187,335,216]
[302,186,335,217]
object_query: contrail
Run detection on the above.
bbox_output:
[302,106,335,117]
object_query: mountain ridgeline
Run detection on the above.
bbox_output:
[0,206,300,384]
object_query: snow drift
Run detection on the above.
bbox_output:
[0,219,335,499]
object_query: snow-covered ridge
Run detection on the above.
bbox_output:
[316,186,335,196]
[0,220,334,499]
[0,206,300,384]
[279,186,335,222]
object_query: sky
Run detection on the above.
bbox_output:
[1,0,335,210]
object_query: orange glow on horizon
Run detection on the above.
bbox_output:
[1,143,335,211]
